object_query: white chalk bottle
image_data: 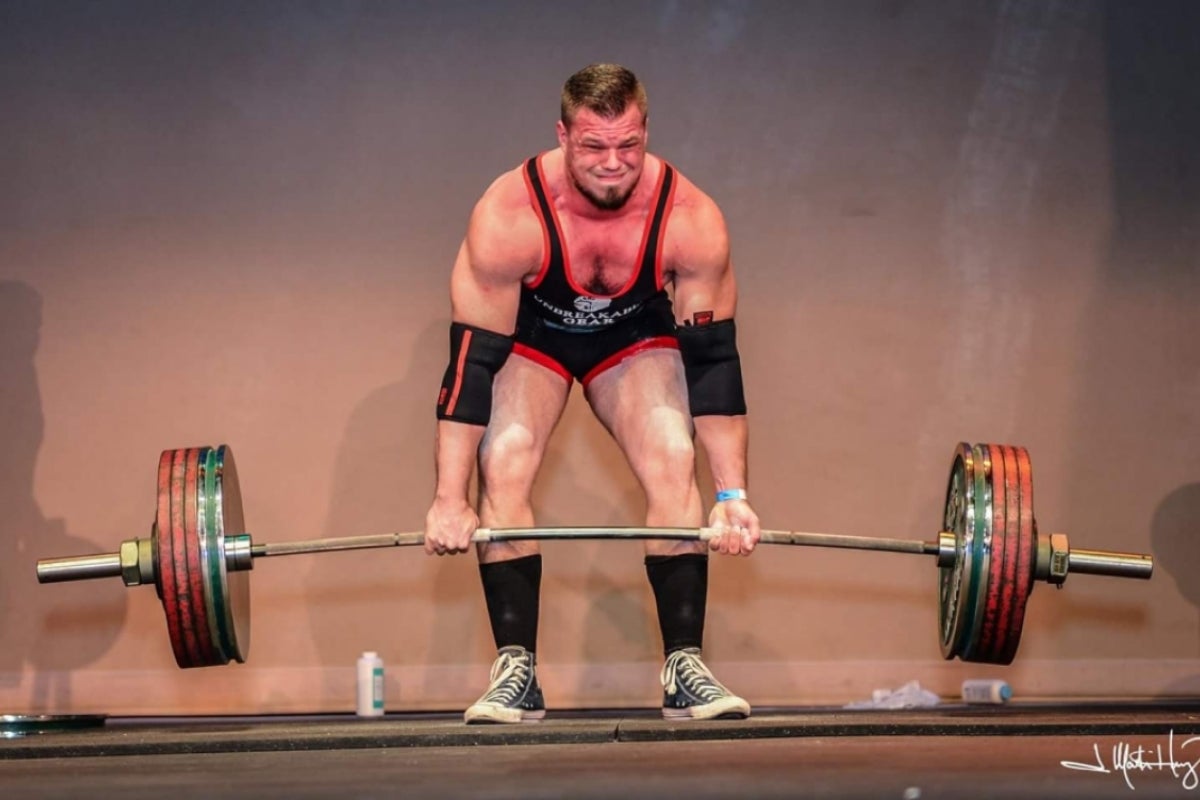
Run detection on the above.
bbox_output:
[961,679,1012,704]
[356,651,385,717]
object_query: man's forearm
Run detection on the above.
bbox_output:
[693,414,749,494]
[433,419,486,503]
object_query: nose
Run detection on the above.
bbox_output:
[602,148,621,170]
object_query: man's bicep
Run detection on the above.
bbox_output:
[448,247,517,333]
[673,258,737,325]
[670,198,737,324]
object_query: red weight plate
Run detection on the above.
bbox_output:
[155,450,189,667]
[999,446,1036,664]
[169,447,201,667]
[990,444,1023,662]
[183,446,224,666]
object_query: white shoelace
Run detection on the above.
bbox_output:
[480,651,532,705]
[660,650,726,701]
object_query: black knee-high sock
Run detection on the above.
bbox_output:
[645,554,708,655]
[479,554,541,653]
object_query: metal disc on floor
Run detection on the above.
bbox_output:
[0,714,107,738]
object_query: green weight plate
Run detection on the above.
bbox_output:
[957,444,993,661]
[938,443,976,659]
[967,443,1012,663]
[200,445,238,663]
[213,444,250,662]
[197,446,227,663]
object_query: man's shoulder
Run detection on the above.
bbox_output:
[657,158,710,208]
[657,158,729,273]
[477,159,538,217]
[465,159,543,275]
[471,159,544,239]
[661,161,725,232]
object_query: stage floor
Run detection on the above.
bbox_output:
[3,701,1199,798]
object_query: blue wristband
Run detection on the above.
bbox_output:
[716,488,747,503]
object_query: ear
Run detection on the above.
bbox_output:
[555,119,568,150]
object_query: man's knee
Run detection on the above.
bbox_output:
[479,423,542,494]
[638,428,697,489]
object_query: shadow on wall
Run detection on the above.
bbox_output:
[1149,484,1200,700]
[1151,484,1200,611]
[0,281,126,705]
[303,321,454,706]
[1053,0,1200,674]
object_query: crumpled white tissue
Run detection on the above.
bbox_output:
[843,680,941,709]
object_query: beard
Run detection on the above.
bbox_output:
[572,172,639,211]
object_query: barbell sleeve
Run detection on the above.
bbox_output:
[1067,548,1154,580]
[36,553,123,583]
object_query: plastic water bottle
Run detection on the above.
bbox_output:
[356,651,385,717]
[961,679,1012,704]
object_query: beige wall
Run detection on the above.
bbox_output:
[2,1,1197,714]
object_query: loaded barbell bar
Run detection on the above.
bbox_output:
[34,442,1153,669]
[37,525,1150,580]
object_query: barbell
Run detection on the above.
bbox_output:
[35,442,1152,669]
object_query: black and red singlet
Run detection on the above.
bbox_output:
[512,153,680,388]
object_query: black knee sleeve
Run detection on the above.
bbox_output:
[479,554,541,653]
[645,553,708,655]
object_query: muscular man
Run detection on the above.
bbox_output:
[425,64,761,724]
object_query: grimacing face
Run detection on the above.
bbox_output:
[557,105,647,211]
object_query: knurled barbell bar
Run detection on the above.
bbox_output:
[35,442,1153,669]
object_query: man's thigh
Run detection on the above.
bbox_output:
[476,354,572,560]
[583,347,692,461]
[481,352,572,472]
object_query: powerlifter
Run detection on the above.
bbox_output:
[424,63,762,724]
